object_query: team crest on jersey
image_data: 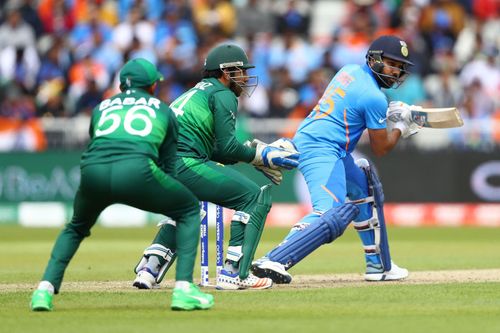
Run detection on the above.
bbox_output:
[400,41,409,57]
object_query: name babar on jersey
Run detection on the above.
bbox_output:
[99,95,162,110]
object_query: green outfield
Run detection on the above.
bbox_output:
[1,225,499,333]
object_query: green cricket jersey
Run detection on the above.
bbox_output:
[169,77,255,163]
[81,88,178,174]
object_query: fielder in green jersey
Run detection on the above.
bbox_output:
[30,58,214,312]
[133,44,300,290]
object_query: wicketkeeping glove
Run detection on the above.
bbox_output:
[254,165,283,185]
[250,138,299,170]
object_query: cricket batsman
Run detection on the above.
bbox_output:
[251,35,421,283]
[132,43,299,290]
[30,58,214,311]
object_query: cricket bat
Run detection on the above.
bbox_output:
[409,106,464,128]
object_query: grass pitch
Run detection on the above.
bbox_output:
[1,225,499,333]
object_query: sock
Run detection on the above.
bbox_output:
[175,281,191,291]
[38,281,54,295]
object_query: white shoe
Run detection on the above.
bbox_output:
[364,261,409,281]
[251,258,292,284]
[133,268,160,289]
[216,269,273,290]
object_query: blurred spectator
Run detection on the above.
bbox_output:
[269,31,322,85]
[36,36,71,85]
[112,5,155,51]
[273,0,311,36]
[459,45,500,104]
[268,66,298,118]
[280,68,330,138]
[155,6,198,77]
[451,78,496,151]
[156,76,185,104]
[17,0,44,38]
[37,0,75,35]
[0,3,36,50]
[67,53,110,111]
[239,84,270,118]
[72,0,119,26]
[235,0,274,37]
[419,0,467,53]
[0,46,40,92]
[117,0,165,22]
[461,78,496,119]
[0,82,47,150]
[124,36,157,66]
[424,51,463,108]
[36,78,67,117]
[90,26,123,76]
[192,0,237,39]
[472,0,499,21]
[69,5,113,58]
[155,6,197,49]
[75,79,103,115]
[328,2,378,70]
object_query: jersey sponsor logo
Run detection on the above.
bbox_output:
[229,110,236,120]
[378,117,386,124]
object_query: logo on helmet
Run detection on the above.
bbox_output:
[400,41,409,57]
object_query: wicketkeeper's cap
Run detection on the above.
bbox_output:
[119,58,164,91]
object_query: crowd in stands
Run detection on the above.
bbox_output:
[0,0,498,151]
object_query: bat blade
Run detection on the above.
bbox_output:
[410,107,464,128]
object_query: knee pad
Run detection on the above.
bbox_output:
[268,203,359,269]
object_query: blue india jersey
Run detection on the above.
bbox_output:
[293,64,388,162]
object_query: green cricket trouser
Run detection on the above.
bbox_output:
[153,157,262,249]
[42,158,200,293]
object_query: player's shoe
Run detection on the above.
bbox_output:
[216,269,273,290]
[364,261,409,281]
[251,257,292,284]
[133,268,160,289]
[171,283,214,311]
[30,289,53,311]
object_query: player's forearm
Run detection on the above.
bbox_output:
[369,128,401,157]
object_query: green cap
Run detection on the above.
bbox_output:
[119,58,164,90]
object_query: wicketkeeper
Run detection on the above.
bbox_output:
[132,43,299,290]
